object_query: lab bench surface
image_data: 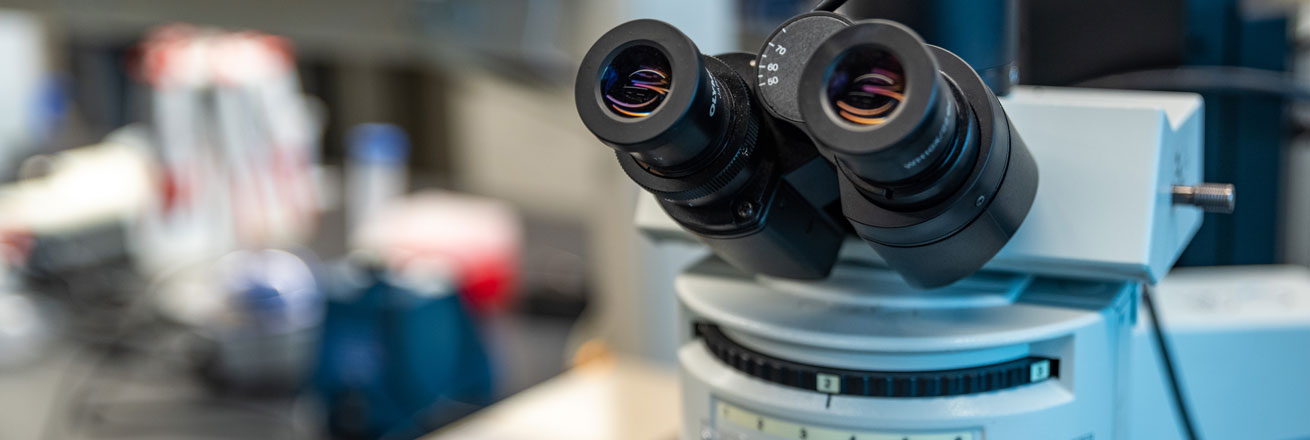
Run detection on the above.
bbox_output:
[428,357,680,440]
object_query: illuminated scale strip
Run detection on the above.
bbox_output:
[716,401,977,440]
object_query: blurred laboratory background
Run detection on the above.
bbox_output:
[0,0,1304,439]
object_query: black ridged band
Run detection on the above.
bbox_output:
[696,323,1059,398]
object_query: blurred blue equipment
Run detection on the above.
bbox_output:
[313,258,493,439]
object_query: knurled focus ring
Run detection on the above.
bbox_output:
[696,323,1059,398]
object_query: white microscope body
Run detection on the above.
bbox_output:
[635,87,1310,440]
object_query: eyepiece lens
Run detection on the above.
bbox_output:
[827,47,904,126]
[602,45,673,118]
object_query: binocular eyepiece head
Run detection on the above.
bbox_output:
[574,18,1039,288]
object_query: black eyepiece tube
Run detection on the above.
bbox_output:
[575,19,848,280]
[575,19,732,174]
[799,20,1038,288]
[819,31,959,183]
[802,21,977,209]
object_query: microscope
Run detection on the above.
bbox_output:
[573,2,1307,439]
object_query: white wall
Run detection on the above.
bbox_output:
[0,10,47,168]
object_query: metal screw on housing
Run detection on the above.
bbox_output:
[1171,183,1235,214]
[734,201,757,219]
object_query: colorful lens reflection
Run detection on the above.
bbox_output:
[829,49,904,126]
[605,67,671,117]
[602,45,672,118]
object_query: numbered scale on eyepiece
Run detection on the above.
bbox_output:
[756,12,852,124]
